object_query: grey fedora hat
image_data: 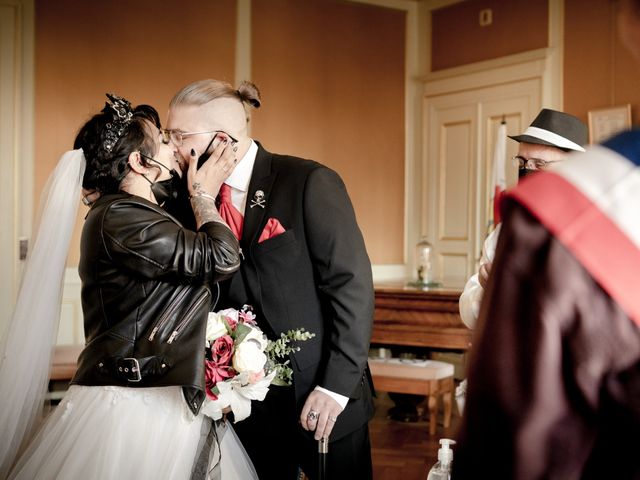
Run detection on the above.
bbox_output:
[509,108,588,152]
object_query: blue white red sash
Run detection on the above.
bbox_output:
[507,130,640,327]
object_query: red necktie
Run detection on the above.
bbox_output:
[218,184,243,240]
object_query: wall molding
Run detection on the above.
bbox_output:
[59,267,83,345]
[235,0,251,86]
[423,48,551,96]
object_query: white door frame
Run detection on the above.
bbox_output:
[0,0,34,337]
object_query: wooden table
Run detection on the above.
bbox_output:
[372,282,472,351]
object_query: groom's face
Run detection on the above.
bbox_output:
[165,105,215,170]
[166,98,246,170]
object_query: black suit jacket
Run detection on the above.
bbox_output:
[220,143,375,440]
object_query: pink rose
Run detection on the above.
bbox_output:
[223,314,238,330]
[238,309,257,326]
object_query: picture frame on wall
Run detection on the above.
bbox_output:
[588,104,632,144]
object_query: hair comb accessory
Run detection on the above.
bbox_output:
[102,93,133,154]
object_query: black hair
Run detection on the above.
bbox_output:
[74,102,161,193]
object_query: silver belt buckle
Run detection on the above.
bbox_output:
[122,357,142,382]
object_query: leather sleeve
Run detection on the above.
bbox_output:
[303,166,374,398]
[100,199,240,283]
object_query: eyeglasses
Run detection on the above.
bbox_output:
[165,129,239,147]
[512,155,560,170]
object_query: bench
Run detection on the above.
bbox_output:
[369,358,454,435]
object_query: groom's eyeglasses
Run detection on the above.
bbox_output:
[165,129,238,147]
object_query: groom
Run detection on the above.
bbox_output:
[166,79,375,480]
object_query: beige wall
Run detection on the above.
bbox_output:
[35,0,237,265]
[431,0,548,71]
[34,0,406,267]
[251,0,406,264]
[32,0,640,273]
[564,0,640,128]
[431,0,640,134]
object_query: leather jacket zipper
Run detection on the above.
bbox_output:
[167,290,209,344]
[148,286,190,341]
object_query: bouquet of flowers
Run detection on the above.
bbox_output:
[200,305,314,422]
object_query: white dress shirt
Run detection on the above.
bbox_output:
[224,139,258,212]
[459,224,501,329]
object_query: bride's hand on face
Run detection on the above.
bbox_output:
[187,135,237,197]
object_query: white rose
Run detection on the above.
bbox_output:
[243,326,269,350]
[205,312,228,344]
[233,340,267,374]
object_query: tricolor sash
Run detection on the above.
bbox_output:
[506,130,640,327]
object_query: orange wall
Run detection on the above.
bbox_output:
[36,1,636,270]
[35,0,237,265]
[564,0,640,129]
[431,0,548,71]
[431,0,640,137]
[251,0,406,265]
[34,0,405,267]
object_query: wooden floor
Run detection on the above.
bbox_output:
[370,392,460,480]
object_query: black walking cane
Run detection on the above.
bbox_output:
[318,437,328,480]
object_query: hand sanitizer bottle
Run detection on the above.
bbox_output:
[427,438,456,480]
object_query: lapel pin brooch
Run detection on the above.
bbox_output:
[250,190,266,209]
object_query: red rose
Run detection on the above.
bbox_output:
[204,359,235,399]
[212,335,234,366]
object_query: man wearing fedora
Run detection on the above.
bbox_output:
[458,108,588,329]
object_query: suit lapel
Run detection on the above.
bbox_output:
[242,144,276,247]
[228,144,276,325]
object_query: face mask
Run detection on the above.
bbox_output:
[518,168,536,180]
[150,171,182,205]
[140,153,182,205]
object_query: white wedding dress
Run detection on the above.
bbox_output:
[8,385,258,480]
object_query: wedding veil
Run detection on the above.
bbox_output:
[0,149,85,478]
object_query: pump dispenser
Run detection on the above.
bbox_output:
[427,438,456,480]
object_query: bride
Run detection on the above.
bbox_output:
[0,94,257,479]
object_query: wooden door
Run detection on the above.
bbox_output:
[423,79,541,287]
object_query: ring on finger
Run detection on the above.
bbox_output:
[307,410,319,422]
[328,415,337,423]
[82,196,92,206]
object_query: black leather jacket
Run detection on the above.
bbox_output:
[71,193,240,414]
